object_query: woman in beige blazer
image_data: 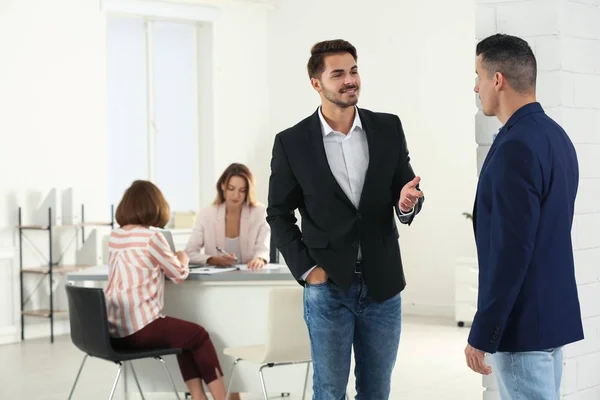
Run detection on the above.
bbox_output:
[184,163,270,269]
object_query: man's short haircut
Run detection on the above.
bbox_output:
[307,39,357,79]
[476,34,537,93]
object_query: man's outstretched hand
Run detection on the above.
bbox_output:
[399,176,424,212]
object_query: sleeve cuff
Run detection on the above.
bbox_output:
[467,314,504,354]
[301,265,317,281]
[399,207,414,215]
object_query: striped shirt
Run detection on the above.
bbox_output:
[105,227,189,338]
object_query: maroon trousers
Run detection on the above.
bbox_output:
[112,316,223,383]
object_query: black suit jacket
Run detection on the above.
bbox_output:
[266,107,423,302]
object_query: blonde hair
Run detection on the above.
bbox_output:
[213,163,257,207]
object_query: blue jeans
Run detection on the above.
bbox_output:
[303,274,401,400]
[491,347,563,400]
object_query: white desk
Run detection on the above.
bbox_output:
[67,265,311,398]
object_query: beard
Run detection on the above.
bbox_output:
[321,83,360,108]
[478,93,498,117]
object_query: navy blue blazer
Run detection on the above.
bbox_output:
[469,102,584,353]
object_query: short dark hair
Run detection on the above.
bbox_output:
[115,180,170,228]
[213,163,258,206]
[476,34,537,93]
[307,39,357,79]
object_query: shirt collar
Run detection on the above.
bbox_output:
[496,102,543,140]
[318,106,363,137]
[505,102,544,130]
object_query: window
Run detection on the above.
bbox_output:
[106,16,200,214]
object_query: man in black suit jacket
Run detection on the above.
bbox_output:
[267,39,424,399]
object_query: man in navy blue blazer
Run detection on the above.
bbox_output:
[465,33,584,399]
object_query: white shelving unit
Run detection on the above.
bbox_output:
[18,204,114,343]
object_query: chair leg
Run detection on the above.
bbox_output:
[258,364,270,400]
[302,362,311,400]
[156,356,182,400]
[67,354,89,400]
[108,362,124,400]
[129,361,146,400]
[225,358,240,400]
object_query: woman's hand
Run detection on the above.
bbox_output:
[247,257,266,270]
[176,251,189,267]
[207,254,237,267]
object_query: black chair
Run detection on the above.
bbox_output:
[66,285,183,399]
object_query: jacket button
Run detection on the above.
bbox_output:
[357,212,362,219]
[352,242,359,248]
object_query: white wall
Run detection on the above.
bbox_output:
[161,0,272,205]
[0,0,272,342]
[0,0,110,245]
[266,0,477,316]
[211,1,271,204]
[0,0,110,342]
[0,0,476,340]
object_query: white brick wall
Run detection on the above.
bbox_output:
[535,36,562,70]
[574,145,600,180]
[574,249,600,285]
[561,37,600,73]
[496,2,559,36]
[476,0,600,398]
[537,71,564,107]
[563,1,600,39]
[559,108,600,144]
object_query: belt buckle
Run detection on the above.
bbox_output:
[355,261,363,274]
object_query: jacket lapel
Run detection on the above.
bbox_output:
[357,108,375,210]
[307,108,357,211]
[473,127,506,234]
[239,204,250,261]
[479,135,501,177]
[473,103,544,235]
[215,203,226,251]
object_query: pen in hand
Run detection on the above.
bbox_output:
[216,246,233,257]
[213,246,237,267]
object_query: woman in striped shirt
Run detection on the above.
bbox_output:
[106,180,227,400]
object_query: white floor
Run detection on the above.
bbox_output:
[0,316,483,399]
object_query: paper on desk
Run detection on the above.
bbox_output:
[237,263,281,270]
[188,264,281,274]
[189,267,237,274]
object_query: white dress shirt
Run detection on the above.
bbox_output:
[321,107,369,207]
[301,107,413,281]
